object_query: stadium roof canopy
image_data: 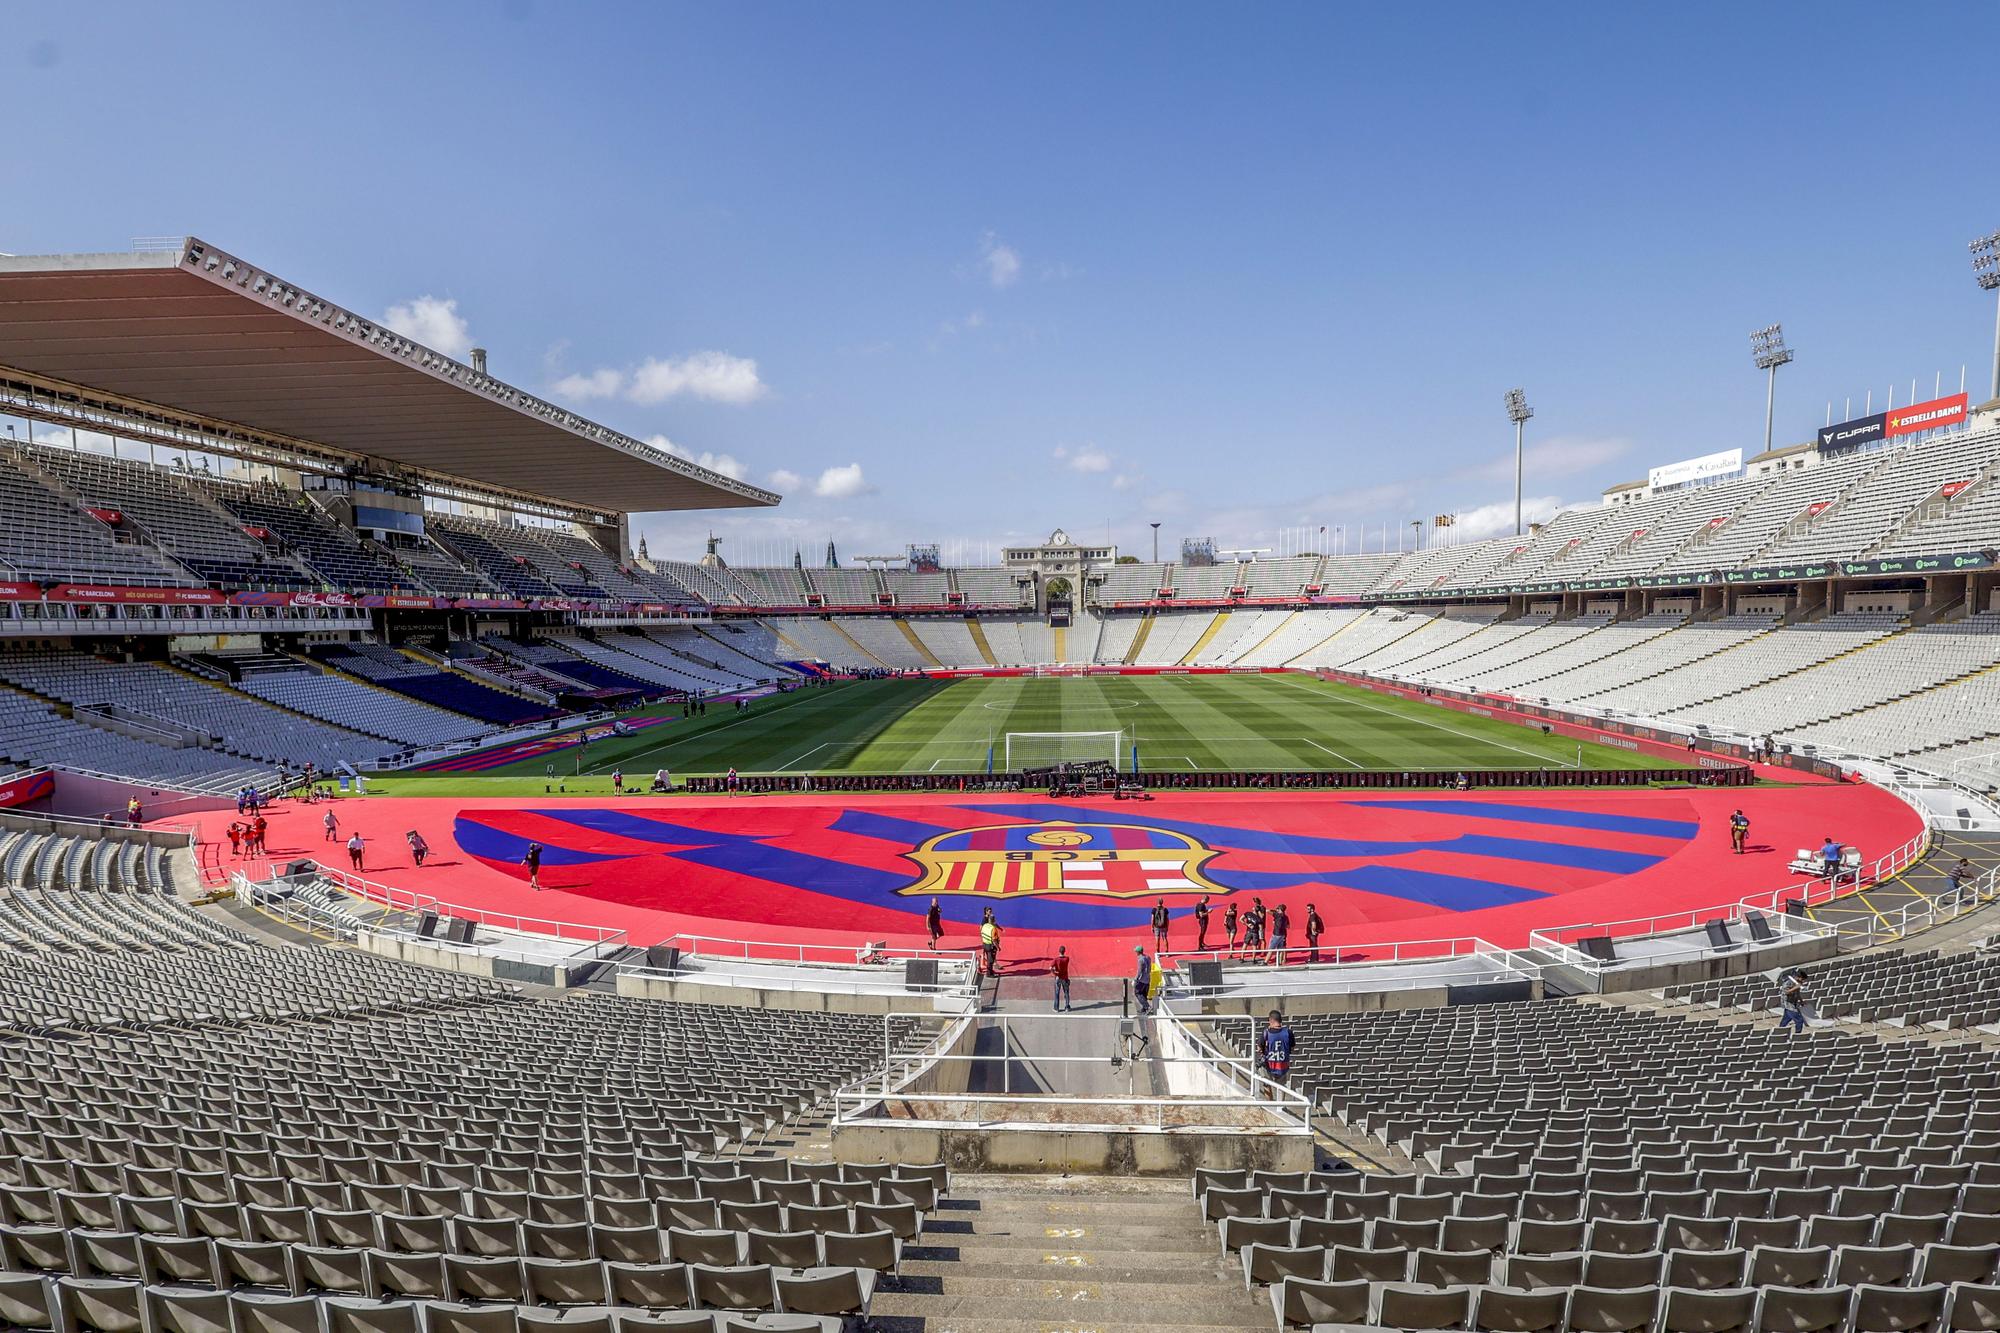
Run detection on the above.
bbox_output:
[0,238,779,515]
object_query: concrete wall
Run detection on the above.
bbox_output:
[1568,930,1838,995]
[835,1122,1313,1174]
[47,770,239,822]
[357,931,500,979]
[617,969,964,1017]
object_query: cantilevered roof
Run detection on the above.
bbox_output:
[0,238,779,515]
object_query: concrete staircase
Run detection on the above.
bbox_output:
[871,1175,1273,1332]
[1178,611,1231,665]
[896,618,946,668]
[1122,615,1155,665]
[966,620,1001,667]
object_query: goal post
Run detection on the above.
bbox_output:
[1003,730,1126,773]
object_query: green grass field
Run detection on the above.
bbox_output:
[369,674,1665,796]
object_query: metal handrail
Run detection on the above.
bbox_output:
[250,856,628,956]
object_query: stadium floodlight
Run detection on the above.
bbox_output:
[1750,324,1794,455]
[1972,231,2000,401]
[1149,521,1161,564]
[1503,388,1532,536]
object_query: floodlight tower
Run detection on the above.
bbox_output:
[1750,324,1794,455]
[1972,231,2000,402]
[1503,388,1532,537]
[1149,521,1161,564]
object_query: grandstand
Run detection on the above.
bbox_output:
[7,234,2000,1333]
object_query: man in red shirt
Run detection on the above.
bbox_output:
[1052,946,1072,1011]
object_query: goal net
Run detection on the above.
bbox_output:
[1003,730,1125,773]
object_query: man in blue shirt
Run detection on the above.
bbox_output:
[1258,1009,1294,1097]
[1820,837,1843,880]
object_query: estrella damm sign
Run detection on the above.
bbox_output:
[899,821,1223,899]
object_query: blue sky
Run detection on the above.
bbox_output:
[7,2,1998,565]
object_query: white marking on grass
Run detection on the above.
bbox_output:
[1302,738,1366,770]
[773,742,834,772]
[1275,676,1567,767]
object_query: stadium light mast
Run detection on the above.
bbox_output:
[1149,522,1160,564]
[1503,388,1532,537]
[1750,324,1794,455]
[1971,231,2000,402]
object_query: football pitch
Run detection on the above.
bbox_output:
[376,674,1665,794]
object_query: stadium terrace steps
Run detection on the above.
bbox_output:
[1178,610,1232,665]
[965,617,1000,666]
[1052,622,1068,662]
[867,1177,1274,1332]
[1646,615,1907,717]
[826,618,890,668]
[1122,613,1155,664]
[895,617,944,668]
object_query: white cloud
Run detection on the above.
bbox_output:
[1443,496,1567,542]
[382,296,474,358]
[936,310,987,339]
[1066,446,1112,474]
[813,463,871,499]
[979,231,1021,289]
[556,351,768,407]
[628,351,767,405]
[1111,474,1134,491]
[552,367,624,400]
[769,468,803,490]
[643,433,747,481]
[1463,435,1632,485]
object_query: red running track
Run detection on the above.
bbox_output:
[195,781,1916,975]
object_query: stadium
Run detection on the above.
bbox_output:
[4,11,2000,1333]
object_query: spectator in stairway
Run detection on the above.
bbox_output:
[979,909,1001,976]
[1223,900,1240,955]
[1193,896,1211,951]
[406,831,429,867]
[1820,836,1843,880]
[1052,946,1072,1012]
[1259,1010,1295,1095]
[1132,945,1154,1016]
[926,897,943,951]
[1305,903,1324,964]
[522,842,543,890]
[1730,809,1750,855]
[1150,899,1170,954]
[1778,968,1811,1035]
[324,809,339,843]
[346,832,365,872]
[1269,903,1290,965]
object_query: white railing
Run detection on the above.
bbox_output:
[243,856,628,959]
[653,930,972,969]
[1825,863,2000,950]
[1164,935,1543,997]
[621,957,975,998]
[1163,934,1496,967]
[831,1010,1313,1131]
